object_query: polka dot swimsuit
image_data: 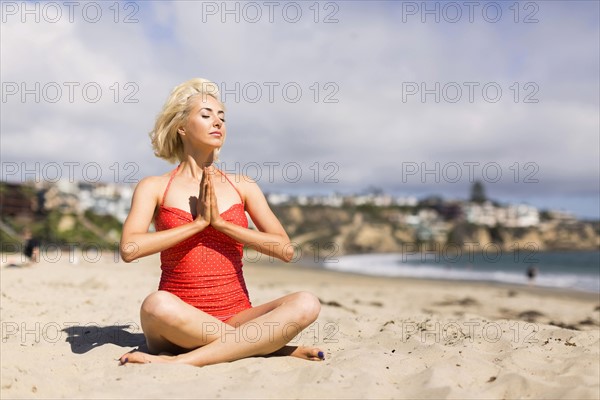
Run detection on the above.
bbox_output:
[155,165,252,322]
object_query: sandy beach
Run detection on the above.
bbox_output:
[1,250,599,399]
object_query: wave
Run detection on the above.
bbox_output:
[322,253,600,293]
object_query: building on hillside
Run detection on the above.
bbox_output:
[463,201,539,227]
[43,185,79,213]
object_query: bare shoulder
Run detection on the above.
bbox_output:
[135,175,166,191]
[122,173,172,231]
[133,173,172,200]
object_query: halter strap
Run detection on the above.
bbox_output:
[160,164,180,207]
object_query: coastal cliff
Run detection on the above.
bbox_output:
[272,205,600,257]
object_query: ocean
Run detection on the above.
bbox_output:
[321,250,600,293]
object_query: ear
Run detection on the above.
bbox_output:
[177,128,185,136]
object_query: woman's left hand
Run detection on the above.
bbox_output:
[207,168,226,230]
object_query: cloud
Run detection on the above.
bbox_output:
[1,1,598,217]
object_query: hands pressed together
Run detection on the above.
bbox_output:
[194,167,226,230]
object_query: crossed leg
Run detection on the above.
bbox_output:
[119,290,323,367]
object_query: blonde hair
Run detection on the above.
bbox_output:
[150,78,224,163]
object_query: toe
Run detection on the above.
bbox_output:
[308,348,325,361]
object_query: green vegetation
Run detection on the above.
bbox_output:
[0,229,20,248]
[1,210,122,250]
[83,210,122,233]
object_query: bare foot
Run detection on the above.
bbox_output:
[270,345,325,361]
[119,347,324,366]
[118,350,174,365]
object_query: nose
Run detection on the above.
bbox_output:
[213,117,222,128]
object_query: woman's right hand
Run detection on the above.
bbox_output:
[194,167,211,229]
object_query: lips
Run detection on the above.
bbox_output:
[210,131,222,137]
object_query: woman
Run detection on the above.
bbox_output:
[118,78,323,366]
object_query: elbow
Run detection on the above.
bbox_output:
[281,243,295,263]
[120,252,135,263]
[120,240,139,263]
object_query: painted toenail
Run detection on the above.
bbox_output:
[318,351,324,359]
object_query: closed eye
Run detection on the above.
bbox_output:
[202,115,225,122]
[202,115,226,122]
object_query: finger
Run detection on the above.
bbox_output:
[209,176,220,216]
[200,168,207,195]
[198,174,206,213]
[208,174,215,205]
[208,173,214,198]
[204,176,211,207]
[207,167,213,186]
[211,174,219,203]
[203,169,208,197]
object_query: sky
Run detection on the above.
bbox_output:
[1,0,599,219]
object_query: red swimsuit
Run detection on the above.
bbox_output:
[154,165,252,322]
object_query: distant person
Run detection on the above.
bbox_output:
[22,229,40,264]
[526,265,538,286]
[1,228,39,268]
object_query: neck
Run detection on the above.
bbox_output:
[179,150,216,180]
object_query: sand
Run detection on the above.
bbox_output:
[1,250,599,399]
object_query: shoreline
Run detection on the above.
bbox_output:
[250,255,600,301]
[0,247,600,295]
[3,248,599,300]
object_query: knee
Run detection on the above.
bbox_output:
[291,291,321,325]
[141,291,182,326]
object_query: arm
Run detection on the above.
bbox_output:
[209,174,294,262]
[120,175,210,263]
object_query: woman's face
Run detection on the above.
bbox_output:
[180,94,226,152]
